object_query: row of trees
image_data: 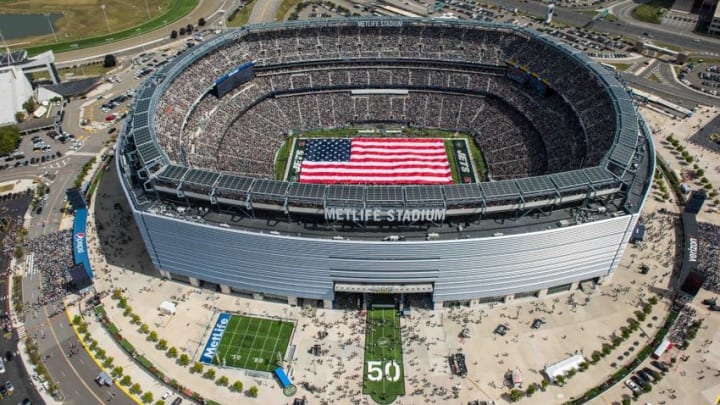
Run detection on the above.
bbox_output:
[112,289,260,400]
[170,18,206,39]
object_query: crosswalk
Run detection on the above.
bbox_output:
[42,158,71,170]
[26,253,38,276]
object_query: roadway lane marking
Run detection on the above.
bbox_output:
[43,305,105,404]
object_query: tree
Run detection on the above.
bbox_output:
[0,125,21,156]
[139,323,150,334]
[191,362,204,374]
[231,380,244,392]
[508,389,523,402]
[23,98,35,114]
[525,383,537,396]
[204,368,216,379]
[186,24,193,33]
[155,401,165,405]
[157,339,168,350]
[141,391,154,403]
[130,383,142,394]
[112,366,123,377]
[131,314,141,324]
[148,331,158,342]
[120,375,132,386]
[179,27,186,35]
[103,357,114,368]
[217,375,229,386]
[198,17,206,26]
[167,347,178,358]
[170,30,178,39]
[14,112,24,122]
[247,386,258,397]
[103,54,117,68]
[555,375,565,385]
[622,398,631,405]
[179,354,190,366]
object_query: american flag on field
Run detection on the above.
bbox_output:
[299,138,453,185]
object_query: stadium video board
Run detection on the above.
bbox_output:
[212,61,256,98]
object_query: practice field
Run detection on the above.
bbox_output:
[202,314,294,372]
[363,308,405,404]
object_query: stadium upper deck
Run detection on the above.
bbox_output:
[118,18,650,223]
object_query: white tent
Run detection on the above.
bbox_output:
[544,354,585,382]
[158,301,176,315]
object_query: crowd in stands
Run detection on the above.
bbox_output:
[150,22,618,180]
[698,222,720,294]
[24,231,74,305]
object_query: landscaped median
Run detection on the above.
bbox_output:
[66,305,144,405]
[25,0,198,56]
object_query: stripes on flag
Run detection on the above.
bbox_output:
[299,138,454,185]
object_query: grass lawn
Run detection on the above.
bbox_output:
[632,0,674,24]
[209,314,293,372]
[0,184,14,193]
[227,0,257,27]
[607,62,633,72]
[4,0,197,55]
[363,308,405,404]
[276,0,303,21]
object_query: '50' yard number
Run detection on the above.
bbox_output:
[367,360,401,382]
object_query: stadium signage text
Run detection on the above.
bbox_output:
[688,237,698,262]
[75,232,86,255]
[200,313,231,363]
[357,20,403,28]
[324,208,446,222]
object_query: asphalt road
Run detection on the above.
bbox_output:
[0,196,43,405]
[54,0,229,65]
[481,0,720,54]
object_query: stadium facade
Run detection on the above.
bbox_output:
[117,18,655,309]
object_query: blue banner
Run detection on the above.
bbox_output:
[73,208,93,279]
[200,313,231,364]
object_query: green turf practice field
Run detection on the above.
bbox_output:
[363,308,405,404]
[209,314,294,372]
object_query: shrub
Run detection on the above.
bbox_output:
[591,351,601,363]
[103,357,114,368]
[203,368,216,379]
[131,314,141,324]
[232,380,244,392]
[118,298,128,308]
[141,392,154,403]
[217,375,229,386]
[191,362,204,374]
[123,307,132,317]
[112,289,123,299]
[167,347,178,358]
[509,388,524,402]
[247,386,259,397]
[130,383,142,394]
[179,354,190,366]
[157,339,168,350]
[139,324,150,334]
[555,375,565,385]
[72,315,83,325]
[148,331,158,342]
[112,366,123,377]
[120,375,132,386]
[525,383,537,396]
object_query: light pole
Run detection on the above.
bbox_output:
[45,14,58,42]
[100,4,111,33]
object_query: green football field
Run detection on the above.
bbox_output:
[211,315,294,372]
[363,308,405,404]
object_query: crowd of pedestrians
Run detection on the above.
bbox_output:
[24,231,74,305]
[698,222,720,294]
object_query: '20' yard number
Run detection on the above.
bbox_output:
[367,360,401,382]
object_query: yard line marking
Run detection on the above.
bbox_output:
[238,317,254,370]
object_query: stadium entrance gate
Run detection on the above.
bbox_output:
[333,283,434,311]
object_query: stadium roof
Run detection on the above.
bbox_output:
[42,77,101,97]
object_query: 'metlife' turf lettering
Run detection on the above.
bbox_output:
[200,314,230,363]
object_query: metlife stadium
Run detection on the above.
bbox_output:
[116,18,654,309]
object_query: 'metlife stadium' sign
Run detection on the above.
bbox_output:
[324,207,446,222]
